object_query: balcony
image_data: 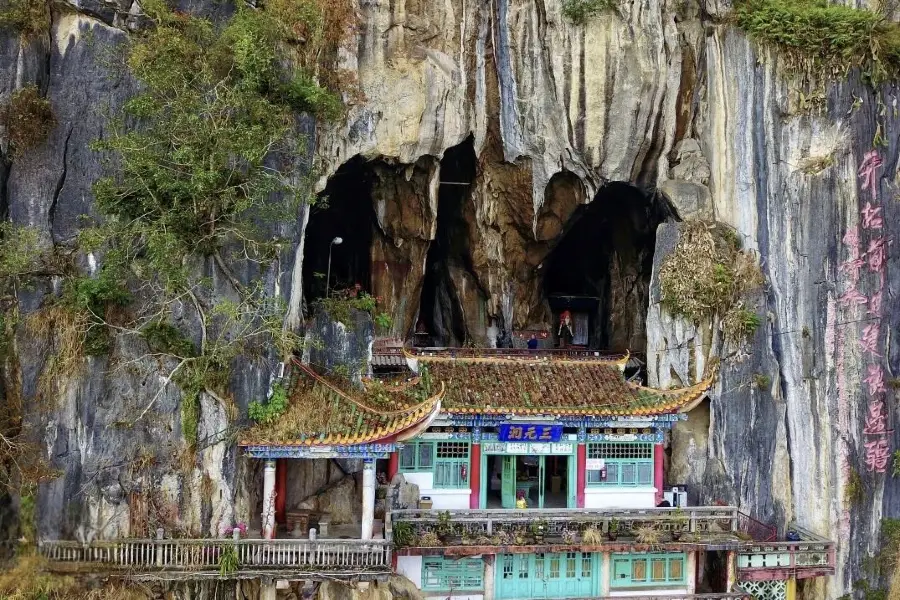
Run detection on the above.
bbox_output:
[387,506,746,555]
[39,537,392,581]
[737,526,835,580]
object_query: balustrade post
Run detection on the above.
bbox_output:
[156,528,164,567]
[361,459,376,540]
[263,459,277,539]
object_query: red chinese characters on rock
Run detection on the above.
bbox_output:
[850,150,892,474]
[865,438,891,473]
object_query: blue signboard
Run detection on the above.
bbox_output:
[498,424,562,442]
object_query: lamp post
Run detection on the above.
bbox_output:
[326,236,343,298]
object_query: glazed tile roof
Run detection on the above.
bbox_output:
[415,355,712,417]
[239,351,712,448]
[238,361,442,447]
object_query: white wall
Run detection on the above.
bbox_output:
[396,555,483,600]
[584,487,657,509]
[402,472,471,509]
[397,555,423,587]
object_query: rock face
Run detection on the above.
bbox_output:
[1,0,899,597]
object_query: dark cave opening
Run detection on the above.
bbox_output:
[542,182,669,354]
[303,157,376,307]
[416,137,479,346]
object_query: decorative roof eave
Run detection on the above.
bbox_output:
[670,375,716,414]
[405,348,630,370]
[237,380,445,449]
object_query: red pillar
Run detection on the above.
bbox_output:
[469,443,482,509]
[275,458,287,525]
[654,443,665,505]
[576,443,586,508]
[388,451,399,481]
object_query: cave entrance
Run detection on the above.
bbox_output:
[542,182,668,355]
[303,157,376,307]
[416,137,479,347]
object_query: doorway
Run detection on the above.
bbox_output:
[484,454,573,509]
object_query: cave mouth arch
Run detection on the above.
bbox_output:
[542,181,670,354]
[416,136,480,347]
[303,156,376,309]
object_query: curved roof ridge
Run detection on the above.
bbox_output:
[405,347,630,368]
[291,359,434,417]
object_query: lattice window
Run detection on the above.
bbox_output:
[399,441,434,471]
[587,442,654,486]
[422,557,484,591]
[434,441,470,488]
[610,553,686,588]
[739,580,787,600]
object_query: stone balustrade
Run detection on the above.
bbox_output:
[388,506,741,551]
[737,526,836,580]
[39,538,392,580]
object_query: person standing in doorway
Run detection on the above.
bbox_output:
[527,334,539,350]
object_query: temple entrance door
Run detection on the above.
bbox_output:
[538,456,546,508]
[502,456,517,508]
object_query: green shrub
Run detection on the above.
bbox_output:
[733,0,900,80]
[562,0,615,24]
[248,383,289,425]
[2,85,54,157]
[659,221,764,341]
[142,322,197,358]
[0,0,49,38]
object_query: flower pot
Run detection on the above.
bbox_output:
[607,532,618,541]
[671,531,682,541]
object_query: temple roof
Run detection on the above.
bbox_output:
[413,353,712,417]
[238,361,443,447]
[239,350,712,448]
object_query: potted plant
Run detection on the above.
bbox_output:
[607,519,619,541]
[530,519,549,544]
[671,507,688,541]
[435,510,454,542]
[583,525,603,545]
[561,529,577,544]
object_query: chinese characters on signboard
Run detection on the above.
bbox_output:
[840,150,892,475]
[498,424,563,443]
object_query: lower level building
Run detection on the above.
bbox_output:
[398,550,703,598]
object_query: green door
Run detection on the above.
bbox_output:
[502,455,517,508]
[538,456,545,508]
[496,553,598,599]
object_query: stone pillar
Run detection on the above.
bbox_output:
[275,458,287,525]
[686,551,696,593]
[470,429,482,509]
[483,554,496,600]
[696,549,706,590]
[576,427,586,508]
[388,451,399,480]
[262,459,277,540]
[654,442,665,505]
[599,552,611,596]
[260,580,277,600]
[725,550,737,592]
[362,459,376,540]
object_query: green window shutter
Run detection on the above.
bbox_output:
[586,442,654,487]
[433,441,470,489]
[609,553,687,588]
[421,557,484,591]
[399,442,434,472]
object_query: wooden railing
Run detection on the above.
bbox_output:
[737,526,835,580]
[388,506,739,544]
[39,538,392,576]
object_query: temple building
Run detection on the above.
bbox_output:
[237,347,835,600]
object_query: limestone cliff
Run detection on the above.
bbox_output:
[1,0,898,597]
